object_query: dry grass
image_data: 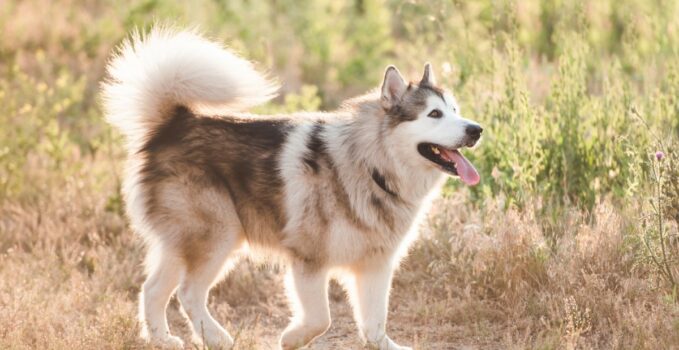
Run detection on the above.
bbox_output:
[2,0,679,349]
[1,157,677,349]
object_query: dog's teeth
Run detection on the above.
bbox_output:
[431,146,440,154]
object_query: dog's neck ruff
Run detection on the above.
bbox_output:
[371,168,398,198]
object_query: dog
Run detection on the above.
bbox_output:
[102,27,482,350]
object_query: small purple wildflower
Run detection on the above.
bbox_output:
[655,151,665,161]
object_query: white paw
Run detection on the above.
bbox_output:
[151,334,184,349]
[140,324,184,348]
[192,328,234,350]
[389,344,412,350]
[366,335,411,350]
[166,335,185,348]
[280,321,331,350]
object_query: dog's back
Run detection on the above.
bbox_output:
[137,106,297,252]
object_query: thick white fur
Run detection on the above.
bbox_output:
[103,28,479,350]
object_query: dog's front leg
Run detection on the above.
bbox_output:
[279,262,331,350]
[350,262,412,350]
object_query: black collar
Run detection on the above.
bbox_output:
[371,168,398,198]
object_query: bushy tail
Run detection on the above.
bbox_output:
[101,27,278,149]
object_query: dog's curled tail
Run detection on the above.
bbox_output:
[102,27,278,148]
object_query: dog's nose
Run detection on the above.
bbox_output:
[465,124,483,139]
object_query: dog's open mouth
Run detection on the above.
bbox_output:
[417,143,480,186]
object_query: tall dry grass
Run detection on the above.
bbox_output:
[2,169,678,348]
[2,0,679,349]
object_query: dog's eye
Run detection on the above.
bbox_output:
[427,109,443,119]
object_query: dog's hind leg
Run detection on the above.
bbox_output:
[139,244,184,348]
[280,262,331,350]
[176,224,243,349]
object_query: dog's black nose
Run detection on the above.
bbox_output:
[465,124,483,139]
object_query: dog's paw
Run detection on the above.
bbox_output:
[191,328,234,350]
[140,325,184,349]
[151,334,184,349]
[389,345,412,350]
[365,335,411,350]
[280,321,331,350]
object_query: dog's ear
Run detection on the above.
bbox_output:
[420,63,436,86]
[381,66,407,109]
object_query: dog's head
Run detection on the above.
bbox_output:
[379,64,482,186]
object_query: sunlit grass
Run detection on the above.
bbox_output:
[1,0,678,348]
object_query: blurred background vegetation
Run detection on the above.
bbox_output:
[1,1,678,348]
[1,0,677,209]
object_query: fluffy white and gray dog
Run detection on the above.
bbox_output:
[102,27,482,350]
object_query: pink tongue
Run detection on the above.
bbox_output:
[440,149,480,186]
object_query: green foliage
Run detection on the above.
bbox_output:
[254,85,322,114]
[1,0,678,212]
[0,58,102,197]
[469,39,546,206]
